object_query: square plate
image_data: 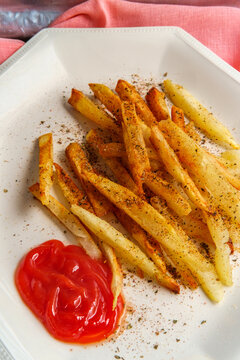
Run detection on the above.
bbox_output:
[1,27,240,360]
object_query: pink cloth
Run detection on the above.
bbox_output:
[0,0,240,71]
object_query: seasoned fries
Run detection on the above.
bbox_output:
[159,119,240,223]
[29,76,240,307]
[164,79,239,149]
[38,133,53,205]
[121,101,151,195]
[146,87,170,121]
[68,88,120,133]
[150,125,211,212]
[72,204,180,293]
[29,183,102,261]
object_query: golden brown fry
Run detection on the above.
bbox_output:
[145,172,192,217]
[68,88,120,133]
[146,87,170,121]
[159,119,240,223]
[29,183,102,260]
[39,133,53,205]
[78,169,223,302]
[164,79,239,149]
[172,106,201,143]
[72,204,180,293]
[98,142,159,161]
[54,162,93,212]
[66,142,112,217]
[115,79,157,127]
[150,125,212,212]
[89,83,122,124]
[171,105,185,128]
[121,101,151,195]
[203,211,232,286]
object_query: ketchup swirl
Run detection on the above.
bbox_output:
[15,240,124,343]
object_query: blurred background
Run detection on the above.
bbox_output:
[0,0,239,39]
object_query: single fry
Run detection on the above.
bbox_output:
[150,125,212,212]
[68,88,120,133]
[78,169,223,302]
[146,87,170,121]
[89,83,122,124]
[159,119,240,223]
[172,106,201,143]
[39,133,53,205]
[116,79,157,127]
[100,241,123,309]
[29,183,102,261]
[145,172,192,217]
[163,79,239,149]
[72,204,180,293]
[54,162,92,212]
[66,142,112,217]
[121,101,151,195]
[203,211,232,286]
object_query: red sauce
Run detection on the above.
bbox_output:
[15,240,124,344]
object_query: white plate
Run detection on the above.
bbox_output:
[1,27,240,360]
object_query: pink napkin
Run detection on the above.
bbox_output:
[0,0,240,70]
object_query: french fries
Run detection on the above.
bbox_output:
[203,211,232,286]
[39,133,53,205]
[68,88,120,133]
[77,168,223,302]
[159,119,240,223]
[66,142,112,217]
[29,183,102,261]
[116,79,157,127]
[121,101,151,195]
[146,87,170,121]
[164,79,239,149]
[72,204,180,293]
[150,125,212,212]
[29,76,240,306]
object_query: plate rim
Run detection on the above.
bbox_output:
[0,26,239,85]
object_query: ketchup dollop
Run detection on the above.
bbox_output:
[15,240,124,343]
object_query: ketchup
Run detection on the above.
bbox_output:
[15,240,124,343]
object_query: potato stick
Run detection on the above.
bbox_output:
[221,150,240,167]
[146,87,170,121]
[72,204,180,293]
[145,172,191,217]
[68,88,120,133]
[159,119,240,223]
[116,79,157,127]
[114,207,168,274]
[203,211,232,286]
[39,133,53,205]
[121,101,151,195]
[162,247,198,290]
[150,125,212,212]
[66,143,112,217]
[99,240,123,310]
[54,162,93,212]
[89,83,122,124]
[163,79,239,149]
[29,183,102,261]
[78,169,223,302]
[185,121,202,143]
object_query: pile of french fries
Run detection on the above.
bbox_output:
[29,78,240,306]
